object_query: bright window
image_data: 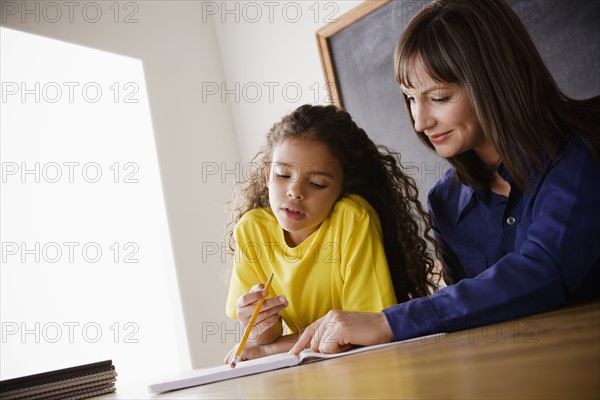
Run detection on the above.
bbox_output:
[0,26,189,385]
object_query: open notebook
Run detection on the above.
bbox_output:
[148,333,443,393]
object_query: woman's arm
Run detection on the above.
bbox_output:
[384,139,600,340]
[292,139,600,352]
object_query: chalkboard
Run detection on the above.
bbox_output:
[317,0,600,206]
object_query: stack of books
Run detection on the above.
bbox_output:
[0,360,117,400]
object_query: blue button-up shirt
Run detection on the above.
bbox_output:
[383,136,600,340]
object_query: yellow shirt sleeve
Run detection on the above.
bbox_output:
[333,195,397,312]
[224,212,270,320]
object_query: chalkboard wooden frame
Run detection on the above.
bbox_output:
[316,0,600,112]
[316,0,390,109]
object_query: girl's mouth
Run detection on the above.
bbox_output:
[282,207,305,220]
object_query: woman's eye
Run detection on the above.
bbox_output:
[433,97,449,103]
[275,173,290,179]
[311,182,326,189]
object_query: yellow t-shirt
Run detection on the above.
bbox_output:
[225,194,397,332]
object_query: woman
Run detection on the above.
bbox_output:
[291,0,600,354]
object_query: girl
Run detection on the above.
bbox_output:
[292,0,600,354]
[225,104,440,361]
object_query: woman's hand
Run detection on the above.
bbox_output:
[290,310,395,355]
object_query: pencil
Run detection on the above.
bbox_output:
[230,273,274,368]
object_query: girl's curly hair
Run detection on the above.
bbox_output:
[226,104,441,300]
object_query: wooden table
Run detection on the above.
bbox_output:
[113,301,600,399]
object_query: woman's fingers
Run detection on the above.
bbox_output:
[290,310,394,355]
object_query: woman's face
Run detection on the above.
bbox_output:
[401,60,499,164]
[266,138,344,247]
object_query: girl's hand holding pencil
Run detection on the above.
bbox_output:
[234,275,287,337]
[226,274,288,367]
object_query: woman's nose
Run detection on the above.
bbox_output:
[412,103,434,132]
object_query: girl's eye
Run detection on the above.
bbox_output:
[311,182,326,189]
[275,173,290,179]
[433,97,449,103]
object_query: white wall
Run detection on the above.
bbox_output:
[213,0,362,163]
[0,0,362,386]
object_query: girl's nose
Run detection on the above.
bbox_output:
[287,182,303,199]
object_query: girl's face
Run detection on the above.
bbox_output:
[401,60,499,164]
[267,138,344,247]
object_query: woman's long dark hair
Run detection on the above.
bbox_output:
[395,0,600,190]
[227,104,441,301]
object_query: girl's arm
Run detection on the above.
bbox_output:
[233,288,288,345]
[226,215,289,345]
[224,332,299,363]
[250,317,283,345]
